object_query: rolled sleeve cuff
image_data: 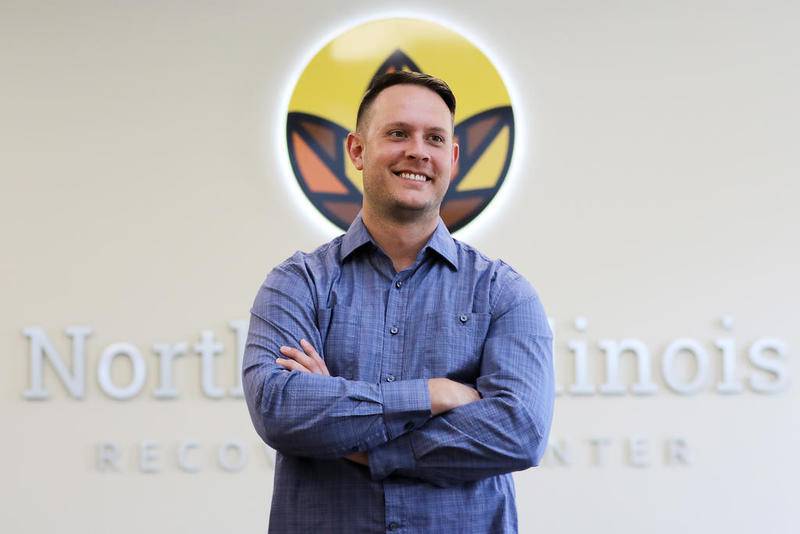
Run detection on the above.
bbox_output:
[380,378,431,440]
[368,432,416,481]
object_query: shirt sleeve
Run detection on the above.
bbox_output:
[367,272,555,486]
[242,254,431,459]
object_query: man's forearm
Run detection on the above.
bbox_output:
[246,363,433,458]
[364,395,550,487]
[366,321,555,486]
[344,378,480,466]
[244,317,433,459]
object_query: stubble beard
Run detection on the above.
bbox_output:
[363,178,442,226]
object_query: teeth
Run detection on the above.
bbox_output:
[398,172,428,182]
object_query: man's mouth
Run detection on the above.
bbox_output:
[394,171,430,182]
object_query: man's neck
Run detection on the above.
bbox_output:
[361,207,439,273]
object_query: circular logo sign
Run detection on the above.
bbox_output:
[286,18,514,232]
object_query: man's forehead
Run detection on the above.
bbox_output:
[372,84,450,112]
[366,85,454,130]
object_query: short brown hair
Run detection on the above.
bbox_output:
[355,71,457,131]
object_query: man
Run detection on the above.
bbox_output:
[243,71,554,533]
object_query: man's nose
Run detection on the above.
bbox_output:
[405,135,430,161]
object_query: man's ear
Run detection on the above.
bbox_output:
[450,141,460,178]
[346,132,364,171]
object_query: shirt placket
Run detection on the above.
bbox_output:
[382,268,411,533]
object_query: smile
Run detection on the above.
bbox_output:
[394,171,430,182]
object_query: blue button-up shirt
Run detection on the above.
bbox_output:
[243,215,554,533]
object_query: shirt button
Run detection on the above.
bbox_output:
[404,421,415,431]
[389,326,399,335]
[395,281,402,289]
[459,314,468,323]
[386,375,395,383]
[388,523,399,531]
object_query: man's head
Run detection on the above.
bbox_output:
[347,71,459,224]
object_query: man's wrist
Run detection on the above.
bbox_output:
[380,378,431,439]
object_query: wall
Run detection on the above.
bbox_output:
[1,1,796,532]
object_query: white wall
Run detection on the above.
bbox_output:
[1,1,797,532]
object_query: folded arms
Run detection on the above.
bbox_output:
[242,261,554,486]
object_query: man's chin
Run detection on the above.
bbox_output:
[386,202,441,223]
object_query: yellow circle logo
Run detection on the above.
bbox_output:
[286,18,514,232]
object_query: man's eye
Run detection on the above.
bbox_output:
[388,130,406,138]
[429,135,445,143]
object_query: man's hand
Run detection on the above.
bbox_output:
[344,451,369,466]
[276,339,330,375]
[428,378,481,416]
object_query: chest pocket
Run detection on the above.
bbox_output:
[422,312,492,382]
[316,305,361,380]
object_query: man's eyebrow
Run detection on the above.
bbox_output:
[383,122,450,134]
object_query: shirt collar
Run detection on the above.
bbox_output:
[341,213,459,271]
[340,213,374,260]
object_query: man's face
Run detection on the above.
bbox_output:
[347,84,459,222]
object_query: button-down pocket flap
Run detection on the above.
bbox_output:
[423,312,491,381]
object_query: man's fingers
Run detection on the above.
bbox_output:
[275,357,313,373]
[279,345,324,375]
[279,346,319,373]
[300,339,330,376]
[277,341,331,376]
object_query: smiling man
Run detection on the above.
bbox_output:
[243,71,555,533]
